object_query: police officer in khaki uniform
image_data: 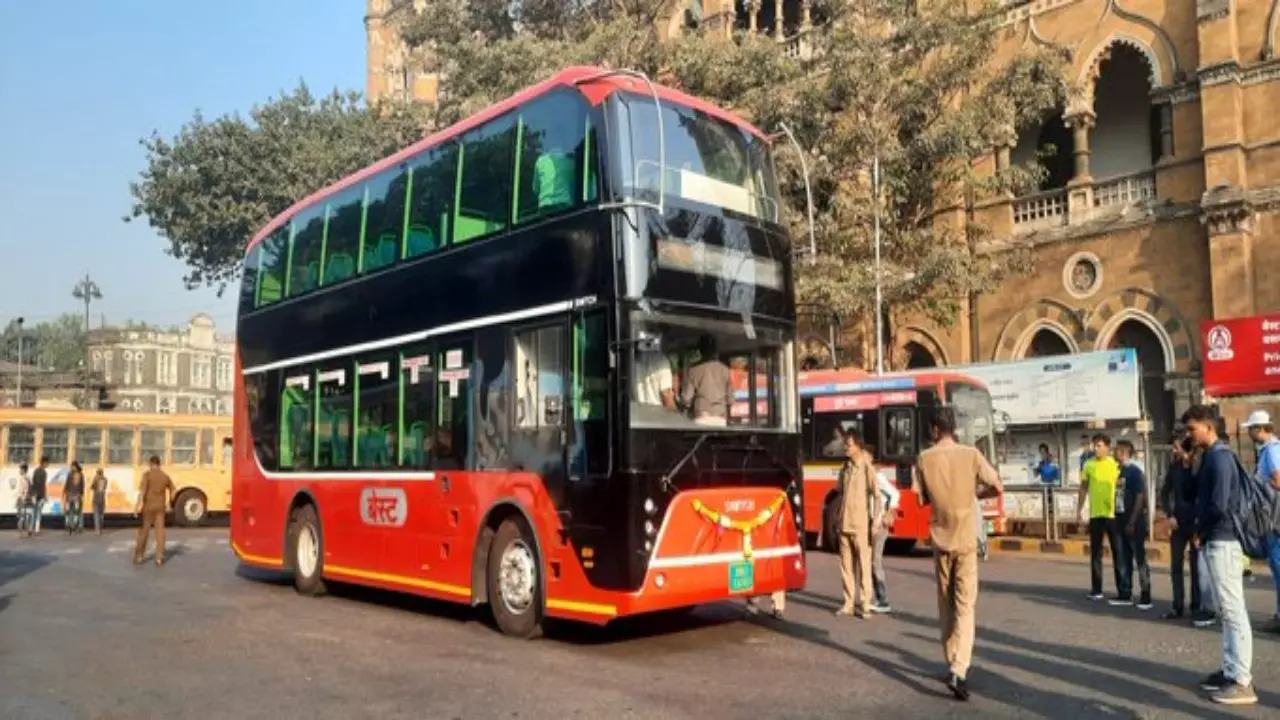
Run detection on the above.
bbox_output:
[133,455,175,566]
[914,408,1003,701]
[836,431,882,618]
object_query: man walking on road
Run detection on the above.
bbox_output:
[835,432,880,619]
[133,455,175,566]
[1184,405,1256,705]
[1240,410,1280,633]
[1161,432,1203,622]
[1076,435,1127,603]
[1115,441,1152,610]
[914,408,1003,701]
[870,463,900,613]
[30,456,49,535]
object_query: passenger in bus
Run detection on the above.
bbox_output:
[63,461,86,535]
[90,468,109,535]
[681,335,732,427]
[633,346,675,410]
[835,431,881,619]
[533,147,576,213]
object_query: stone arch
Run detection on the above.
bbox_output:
[898,325,950,367]
[991,298,1088,361]
[1266,0,1280,61]
[1074,33,1169,114]
[1083,287,1195,371]
[1016,322,1081,359]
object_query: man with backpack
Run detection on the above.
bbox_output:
[1183,405,1256,706]
[1241,410,1280,633]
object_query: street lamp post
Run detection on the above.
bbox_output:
[15,316,24,407]
[72,274,103,409]
[873,155,884,375]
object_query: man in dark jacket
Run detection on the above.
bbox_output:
[1161,432,1202,621]
[30,456,48,535]
[1185,405,1256,706]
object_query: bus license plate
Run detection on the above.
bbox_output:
[728,560,754,593]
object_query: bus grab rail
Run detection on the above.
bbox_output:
[573,68,666,219]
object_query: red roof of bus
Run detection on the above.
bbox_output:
[244,66,767,254]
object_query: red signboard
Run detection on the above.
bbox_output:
[813,390,918,413]
[1201,312,1280,396]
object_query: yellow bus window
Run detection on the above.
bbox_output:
[172,429,197,465]
[7,425,34,464]
[140,429,166,464]
[200,429,214,466]
[75,427,104,465]
[42,427,69,464]
[108,429,135,465]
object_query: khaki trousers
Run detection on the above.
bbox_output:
[935,549,979,677]
[839,529,873,613]
[134,508,167,564]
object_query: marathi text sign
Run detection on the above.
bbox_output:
[1201,312,1280,397]
[961,349,1141,426]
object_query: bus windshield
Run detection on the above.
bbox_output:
[612,93,782,223]
[948,381,996,463]
[630,311,795,431]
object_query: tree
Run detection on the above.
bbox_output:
[128,85,431,292]
[1,314,86,372]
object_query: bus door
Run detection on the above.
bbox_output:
[511,321,569,509]
[878,404,922,539]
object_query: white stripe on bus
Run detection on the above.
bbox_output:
[252,455,436,482]
[241,299,577,376]
[648,544,802,569]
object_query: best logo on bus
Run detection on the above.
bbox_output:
[360,487,408,527]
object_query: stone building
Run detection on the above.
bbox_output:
[86,314,234,415]
[366,0,439,104]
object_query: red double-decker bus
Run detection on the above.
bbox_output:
[230,67,804,636]
[798,368,1005,552]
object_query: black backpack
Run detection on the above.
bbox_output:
[1226,450,1280,559]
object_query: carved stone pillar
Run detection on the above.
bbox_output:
[747,0,758,33]
[1064,111,1095,224]
[775,0,785,41]
[1202,190,1259,318]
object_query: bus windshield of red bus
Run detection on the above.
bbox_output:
[947,381,996,463]
[612,93,782,223]
[630,311,795,431]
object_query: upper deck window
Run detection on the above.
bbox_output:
[363,165,411,272]
[405,144,458,258]
[455,115,516,244]
[286,207,326,297]
[322,186,365,284]
[612,94,781,223]
[514,89,599,224]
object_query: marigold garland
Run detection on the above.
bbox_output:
[689,494,787,559]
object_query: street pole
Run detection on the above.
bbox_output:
[72,274,102,409]
[15,316,24,407]
[873,154,884,375]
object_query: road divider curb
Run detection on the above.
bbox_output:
[990,537,1167,562]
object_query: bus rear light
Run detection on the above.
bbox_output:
[794,559,803,571]
[654,573,667,589]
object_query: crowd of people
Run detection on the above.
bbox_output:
[12,455,177,566]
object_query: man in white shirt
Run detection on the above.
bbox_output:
[633,349,675,410]
[871,466,901,613]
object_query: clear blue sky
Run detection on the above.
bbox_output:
[0,1,367,335]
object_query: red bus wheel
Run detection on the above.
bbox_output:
[487,517,543,638]
[288,504,327,597]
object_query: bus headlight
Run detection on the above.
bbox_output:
[644,539,653,553]
[791,493,801,507]
[643,497,656,515]
[644,520,656,537]
[654,572,667,589]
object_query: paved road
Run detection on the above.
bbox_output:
[1,527,1277,719]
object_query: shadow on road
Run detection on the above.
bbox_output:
[0,548,57,589]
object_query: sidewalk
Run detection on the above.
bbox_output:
[989,535,1274,577]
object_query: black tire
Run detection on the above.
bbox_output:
[288,504,327,597]
[173,489,207,527]
[486,517,543,638]
[822,494,841,553]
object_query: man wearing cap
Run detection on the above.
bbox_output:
[1241,410,1280,633]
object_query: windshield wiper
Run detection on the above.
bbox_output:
[659,432,710,494]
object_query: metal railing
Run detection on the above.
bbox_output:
[1093,170,1156,209]
[781,31,814,60]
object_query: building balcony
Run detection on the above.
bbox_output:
[781,30,814,60]
[1011,169,1156,235]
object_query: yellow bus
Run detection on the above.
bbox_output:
[1,408,232,525]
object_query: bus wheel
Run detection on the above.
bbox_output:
[288,505,326,597]
[822,498,841,553]
[487,517,543,638]
[174,490,207,527]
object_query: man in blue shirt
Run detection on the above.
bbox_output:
[1241,410,1280,634]
[1115,441,1151,609]
[1033,444,1061,485]
[1184,405,1256,706]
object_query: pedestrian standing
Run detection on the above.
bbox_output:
[1075,435,1127,603]
[870,465,900,613]
[1161,432,1204,622]
[1239,410,1280,633]
[29,456,49,535]
[914,408,1003,701]
[14,462,32,537]
[745,590,786,620]
[835,431,881,619]
[63,461,86,534]
[90,468,109,535]
[1115,441,1152,610]
[1184,405,1257,705]
[132,455,175,566]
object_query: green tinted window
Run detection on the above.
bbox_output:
[255,227,289,308]
[280,374,314,470]
[241,244,261,311]
[316,366,352,470]
[514,91,596,223]
[362,167,410,274]
[455,116,516,244]
[405,145,459,258]
[399,346,435,469]
[323,187,365,285]
[354,353,399,469]
[287,208,325,297]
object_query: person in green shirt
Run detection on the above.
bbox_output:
[1076,434,1128,602]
